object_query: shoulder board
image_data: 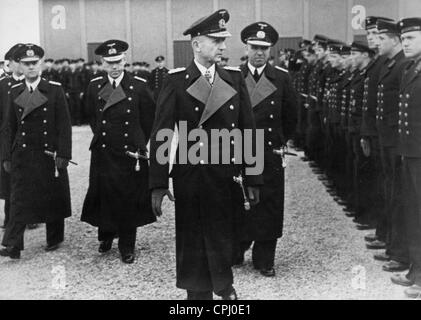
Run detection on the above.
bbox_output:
[90,76,103,82]
[168,67,186,74]
[49,80,62,86]
[223,66,241,72]
[275,66,289,73]
[11,83,23,89]
[134,76,147,82]
[415,60,421,74]
[388,60,396,69]
[0,76,6,82]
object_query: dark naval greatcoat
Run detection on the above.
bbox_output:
[2,79,72,223]
[149,62,263,293]
[0,75,24,199]
[81,72,156,230]
[240,64,297,241]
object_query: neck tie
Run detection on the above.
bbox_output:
[204,70,212,85]
[29,86,33,93]
[253,69,260,83]
[112,80,117,89]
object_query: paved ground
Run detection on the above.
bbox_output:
[0,125,414,300]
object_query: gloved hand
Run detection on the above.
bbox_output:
[3,161,11,173]
[55,157,69,169]
[247,186,260,206]
[151,188,175,217]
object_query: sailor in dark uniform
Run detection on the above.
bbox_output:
[149,9,262,300]
[149,55,168,101]
[390,17,421,298]
[81,40,156,264]
[235,22,297,277]
[0,44,72,259]
[0,44,25,229]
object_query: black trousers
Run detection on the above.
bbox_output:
[1,219,64,251]
[240,239,277,270]
[98,227,137,254]
[402,157,421,285]
[379,146,408,263]
[3,198,10,227]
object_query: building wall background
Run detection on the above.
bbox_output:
[37,0,421,68]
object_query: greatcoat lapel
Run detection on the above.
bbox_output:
[15,80,49,120]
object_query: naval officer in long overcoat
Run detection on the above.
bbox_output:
[149,10,263,300]
[236,22,297,277]
[0,44,72,259]
[81,40,156,264]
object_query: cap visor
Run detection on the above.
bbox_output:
[20,57,41,62]
[103,54,124,62]
[207,30,232,38]
[247,40,272,47]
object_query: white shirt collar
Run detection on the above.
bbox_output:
[194,59,216,84]
[108,72,125,88]
[12,74,25,81]
[26,77,41,92]
[248,62,266,76]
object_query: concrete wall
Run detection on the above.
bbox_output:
[38,0,415,68]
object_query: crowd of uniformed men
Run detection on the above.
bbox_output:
[0,8,421,300]
[291,16,421,299]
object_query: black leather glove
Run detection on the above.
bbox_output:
[55,157,69,169]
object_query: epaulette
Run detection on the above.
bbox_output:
[168,67,186,74]
[90,76,103,82]
[134,76,146,82]
[388,60,396,69]
[275,66,289,73]
[11,83,23,89]
[0,76,6,82]
[415,60,421,74]
[224,66,241,72]
[49,80,62,86]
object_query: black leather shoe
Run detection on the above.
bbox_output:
[0,246,21,259]
[222,288,238,300]
[391,274,414,287]
[187,290,213,300]
[260,268,276,277]
[345,211,356,217]
[27,224,38,230]
[121,253,135,264]
[366,240,386,249]
[98,240,113,253]
[365,233,378,242]
[45,242,62,252]
[373,252,390,261]
[382,260,409,272]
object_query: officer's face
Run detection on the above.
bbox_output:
[103,57,126,79]
[303,51,317,64]
[314,45,326,60]
[401,31,421,59]
[20,59,42,80]
[157,61,165,68]
[193,36,227,64]
[341,54,352,69]
[366,28,380,50]
[351,51,363,69]
[327,52,341,68]
[246,44,270,68]
[378,33,400,56]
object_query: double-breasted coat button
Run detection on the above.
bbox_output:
[268,141,272,146]
[127,109,131,113]
[22,144,26,148]
[195,107,199,112]
[44,131,47,135]
[124,145,128,149]
[231,123,235,127]
[271,101,275,105]
[124,133,128,137]
[102,144,106,148]
[268,128,272,132]
[406,131,410,135]
[102,132,106,136]
[22,132,26,136]
[21,121,24,124]
[43,120,47,123]
[102,120,106,124]
[128,97,132,101]
[43,108,47,111]
[229,105,234,110]
[270,114,274,119]
[129,86,133,90]
[44,144,48,147]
